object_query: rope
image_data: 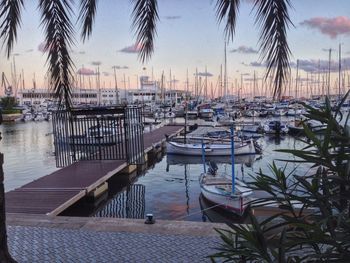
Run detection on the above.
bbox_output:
[174,199,232,221]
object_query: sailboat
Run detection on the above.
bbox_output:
[199,127,253,215]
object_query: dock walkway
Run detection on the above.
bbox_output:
[5,125,182,215]
[7,214,225,263]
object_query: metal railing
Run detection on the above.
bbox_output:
[52,106,145,167]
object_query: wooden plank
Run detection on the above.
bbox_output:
[5,125,183,215]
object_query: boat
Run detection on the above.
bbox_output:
[263,120,289,134]
[22,112,34,122]
[187,110,198,119]
[288,119,305,136]
[166,139,255,156]
[258,110,269,118]
[199,108,214,119]
[34,112,46,121]
[70,124,119,145]
[216,114,234,126]
[240,123,262,133]
[244,110,259,118]
[199,127,253,215]
[273,109,287,117]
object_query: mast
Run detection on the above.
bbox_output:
[205,66,208,99]
[253,71,256,101]
[338,43,342,99]
[123,73,126,103]
[224,41,227,103]
[230,126,235,194]
[295,59,299,100]
[113,66,119,105]
[328,48,332,96]
[184,69,189,144]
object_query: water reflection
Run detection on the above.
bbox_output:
[95,184,146,219]
[0,122,58,191]
[166,154,256,166]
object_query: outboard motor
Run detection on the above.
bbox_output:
[208,161,218,175]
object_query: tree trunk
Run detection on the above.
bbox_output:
[0,152,17,262]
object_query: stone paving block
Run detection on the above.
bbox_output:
[8,225,222,262]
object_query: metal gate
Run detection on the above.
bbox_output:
[52,106,144,167]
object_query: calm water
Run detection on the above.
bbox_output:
[0,121,58,191]
[0,118,310,222]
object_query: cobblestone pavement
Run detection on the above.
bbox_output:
[8,225,222,263]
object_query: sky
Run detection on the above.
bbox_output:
[1,0,350,97]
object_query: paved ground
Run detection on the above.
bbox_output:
[6,214,226,263]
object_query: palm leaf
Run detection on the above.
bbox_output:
[77,0,98,41]
[39,0,75,109]
[253,0,293,100]
[0,0,24,58]
[131,0,159,63]
[215,0,240,41]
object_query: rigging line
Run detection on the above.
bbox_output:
[174,198,236,221]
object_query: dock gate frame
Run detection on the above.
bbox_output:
[52,106,145,167]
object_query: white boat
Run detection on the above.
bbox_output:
[166,140,255,156]
[240,123,262,133]
[70,124,119,145]
[263,120,289,134]
[34,112,46,121]
[273,109,287,117]
[216,114,234,125]
[22,112,34,122]
[199,172,252,214]
[199,108,214,119]
[199,127,253,215]
[244,110,259,118]
[187,110,198,119]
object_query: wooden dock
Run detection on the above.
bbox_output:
[5,125,183,215]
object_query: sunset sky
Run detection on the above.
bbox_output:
[1,0,350,96]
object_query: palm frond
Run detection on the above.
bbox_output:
[131,0,159,63]
[0,0,24,58]
[215,0,240,41]
[78,0,98,41]
[38,0,75,109]
[253,0,293,100]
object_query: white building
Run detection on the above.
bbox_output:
[19,88,120,106]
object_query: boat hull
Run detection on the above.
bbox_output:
[166,141,255,156]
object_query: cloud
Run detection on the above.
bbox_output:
[77,67,97,76]
[300,16,350,39]
[91,61,101,66]
[119,44,142,53]
[79,51,85,55]
[195,72,213,77]
[231,45,258,54]
[164,15,181,20]
[112,66,129,69]
[25,49,33,53]
[249,61,265,67]
[248,58,350,73]
[38,42,48,53]
[296,58,350,73]
[112,65,129,70]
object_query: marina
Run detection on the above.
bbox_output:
[1,1,350,261]
[1,115,311,223]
